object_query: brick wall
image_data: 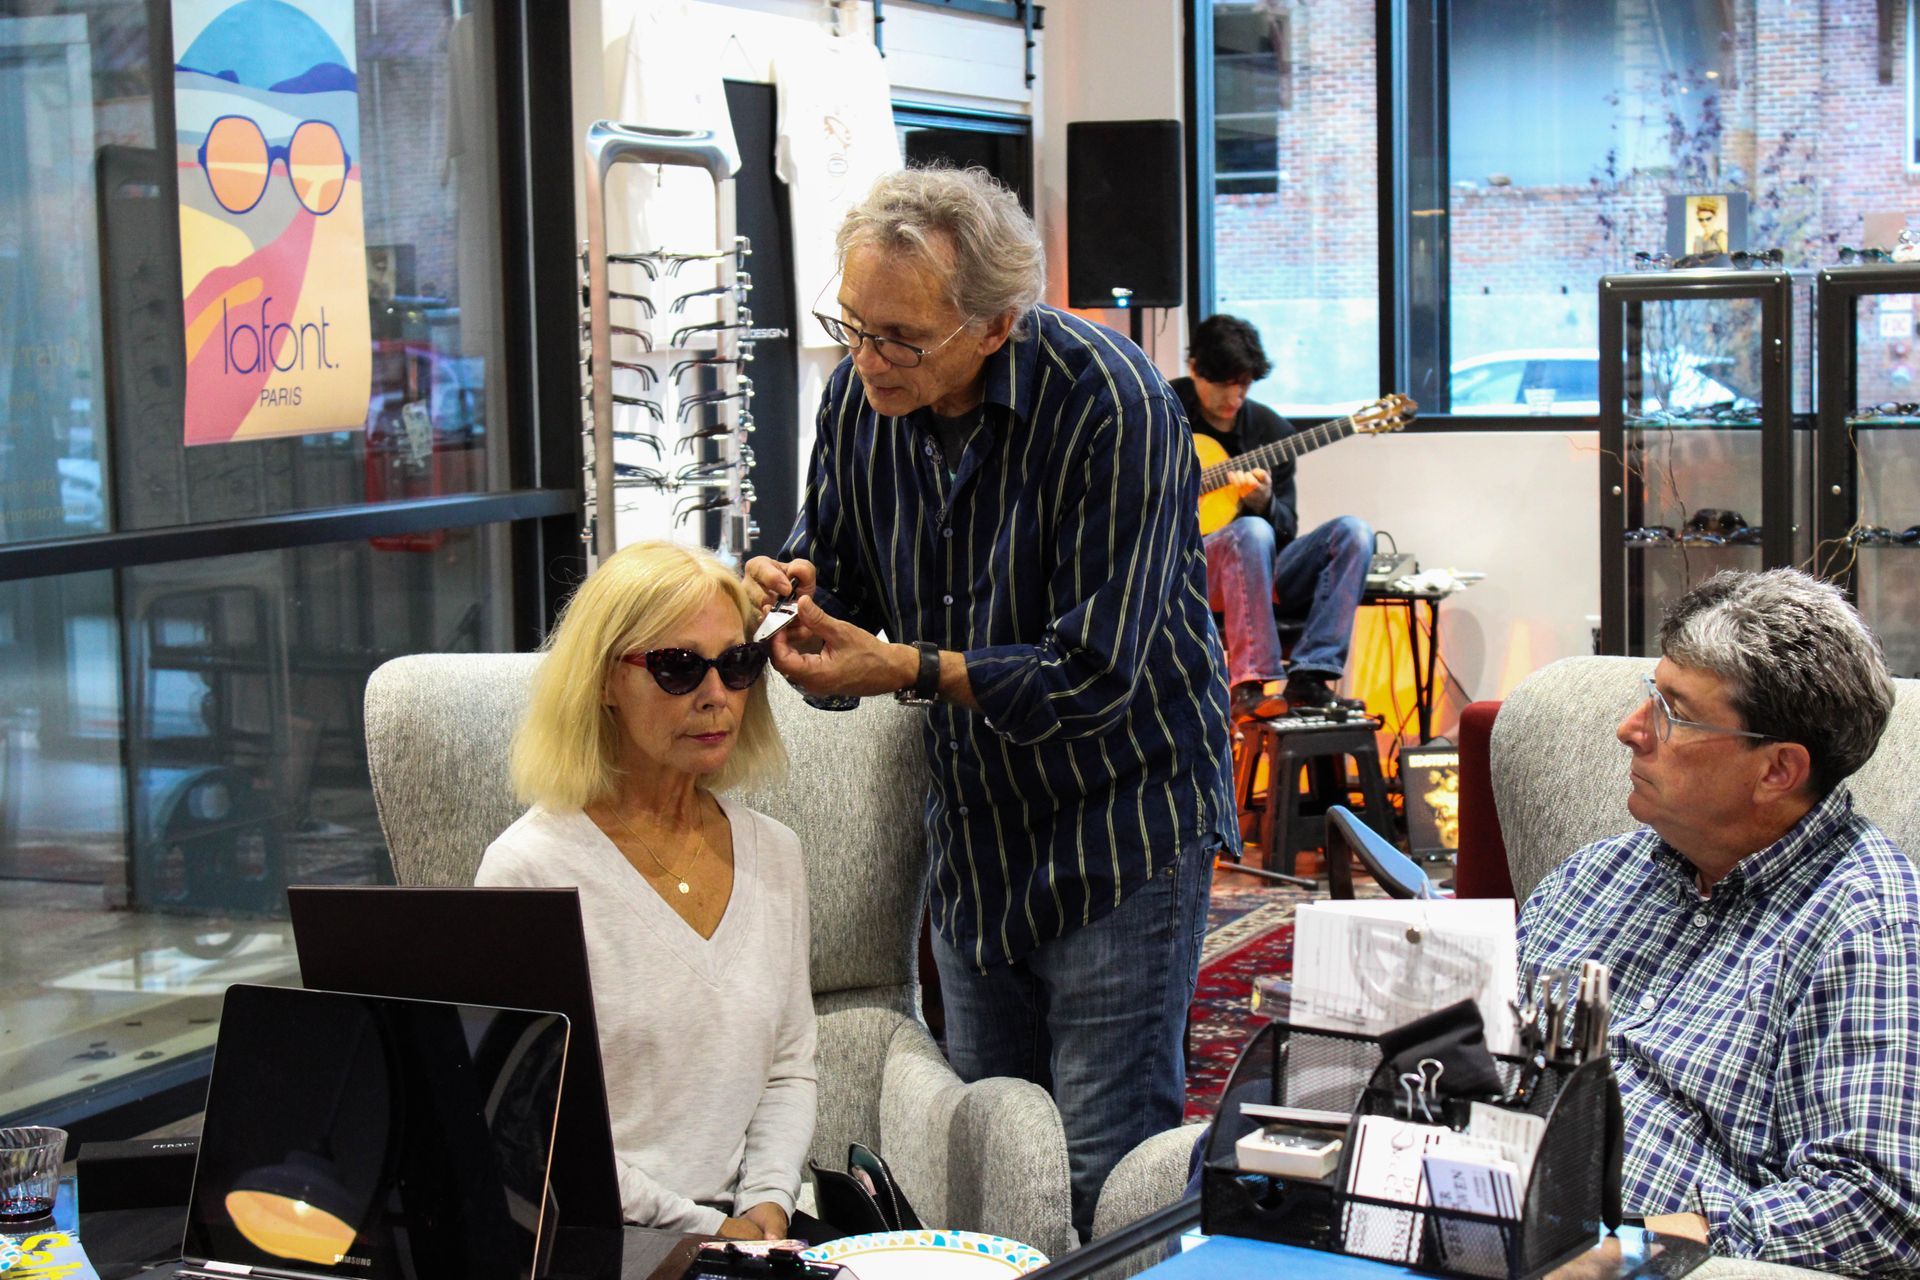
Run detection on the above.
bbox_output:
[1214,0,1920,407]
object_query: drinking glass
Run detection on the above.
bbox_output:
[0,1127,66,1225]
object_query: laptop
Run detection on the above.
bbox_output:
[148,983,567,1280]
[286,887,623,1235]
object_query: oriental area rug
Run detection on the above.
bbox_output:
[1185,876,1386,1122]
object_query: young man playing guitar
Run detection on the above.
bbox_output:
[1174,314,1373,720]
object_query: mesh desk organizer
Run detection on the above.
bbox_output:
[1202,1014,1622,1279]
[581,120,757,566]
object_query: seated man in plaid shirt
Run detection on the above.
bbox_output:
[1517,568,1919,1275]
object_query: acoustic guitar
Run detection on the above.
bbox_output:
[1193,394,1417,536]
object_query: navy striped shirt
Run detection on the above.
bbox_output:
[784,304,1237,971]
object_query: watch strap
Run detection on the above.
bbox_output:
[895,641,941,705]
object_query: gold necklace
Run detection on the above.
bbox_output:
[609,808,698,895]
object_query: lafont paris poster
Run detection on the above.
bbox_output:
[174,0,371,445]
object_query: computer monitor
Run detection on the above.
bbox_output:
[287,886,622,1232]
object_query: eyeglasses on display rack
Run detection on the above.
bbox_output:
[1624,509,1762,547]
[1631,248,1783,271]
[620,642,769,694]
[1844,525,1920,546]
[197,115,350,216]
[1848,402,1920,422]
[1625,403,1761,428]
[1837,246,1895,264]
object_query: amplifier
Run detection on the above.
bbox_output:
[1365,551,1418,591]
[77,1135,199,1212]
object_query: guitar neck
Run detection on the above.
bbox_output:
[1198,415,1359,491]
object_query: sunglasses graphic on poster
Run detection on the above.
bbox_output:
[174,0,372,445]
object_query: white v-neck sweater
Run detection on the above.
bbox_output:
[475,793,816,1232]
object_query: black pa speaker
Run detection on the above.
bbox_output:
[1066,119,1184,310]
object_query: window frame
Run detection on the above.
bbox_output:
[1186,0,1597,431]
[0,0,583,1140]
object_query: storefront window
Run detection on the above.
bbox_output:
[0,0,555,1130]
[0,524,513,1123]
[1202,0,1380,415]
[1195,0,1900,419]
[0,0,511,548]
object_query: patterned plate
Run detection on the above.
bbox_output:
[801,1229,1049,1278]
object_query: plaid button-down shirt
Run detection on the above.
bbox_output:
[1517,786,1920,1274]
[783,304,1237,971]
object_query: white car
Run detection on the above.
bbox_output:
[1448,348,1751,416]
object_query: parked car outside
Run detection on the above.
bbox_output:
[1448,347,1753,416]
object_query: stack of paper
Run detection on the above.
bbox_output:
[1340,1114,1532,1274]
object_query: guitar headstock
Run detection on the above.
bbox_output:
[1352,393,1417,435]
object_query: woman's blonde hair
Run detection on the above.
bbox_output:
[510,541,786,809]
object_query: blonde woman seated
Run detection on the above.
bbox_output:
[476,541,812,1241]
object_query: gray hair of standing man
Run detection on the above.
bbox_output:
[1658,567,1895,797]
[835,165,1047,338]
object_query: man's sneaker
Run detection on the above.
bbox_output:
[1282,676,1366,713]
[1230,680,1290,721]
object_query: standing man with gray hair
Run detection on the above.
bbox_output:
[1517,569,1919,1274]
[745,166,1235,1240]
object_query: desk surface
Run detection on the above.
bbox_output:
[1136,1227,1705,1278]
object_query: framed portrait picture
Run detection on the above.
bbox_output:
[1666,192,1748,257]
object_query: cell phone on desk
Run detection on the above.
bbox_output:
[684,1240,842,1278]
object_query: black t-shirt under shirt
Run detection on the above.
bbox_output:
[928,407,981,475]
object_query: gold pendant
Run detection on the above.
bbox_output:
[677,881,691,895]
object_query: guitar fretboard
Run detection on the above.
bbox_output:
[1197,414,1361,491]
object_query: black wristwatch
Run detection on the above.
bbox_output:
[894,640,942,706]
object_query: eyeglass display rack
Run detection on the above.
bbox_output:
[1814,262,1920,679]
[581,120,756,566]
[1597,269,1798,656]
[1200,1018,1621,1279]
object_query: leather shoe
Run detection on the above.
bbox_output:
[1230,681,1289,721]
[1282,676,1366,713]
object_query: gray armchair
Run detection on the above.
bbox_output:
[1490,655,1920,901]
[363,653,1075,1258]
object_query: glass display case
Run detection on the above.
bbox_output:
[1597,270,1800,655]
[1815,263,1920,680]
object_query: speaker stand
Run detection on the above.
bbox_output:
[1128,306,1146,348]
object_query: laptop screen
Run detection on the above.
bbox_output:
[285,885,622,1231]
[183,984,567,1280]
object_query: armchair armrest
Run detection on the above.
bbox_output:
[1092,1124,1200,1241]
[876,1016,1075,1260]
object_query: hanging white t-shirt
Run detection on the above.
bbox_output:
[773,34,901,344]
[617,0,740,315]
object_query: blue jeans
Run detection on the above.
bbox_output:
[932,834,1215,1241]
[1205,514,1373,687]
